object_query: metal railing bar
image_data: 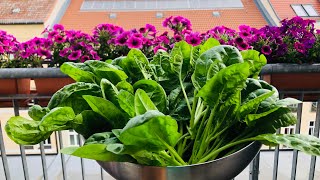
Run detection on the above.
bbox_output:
[272,93,285,180]
[308,99,320,180]
[249,152,260,180]
[58,131,67,180]
[290,93,304,180]
[0,68,67,79]
[0,122,11,180]
[13,99,29,180]
[39,142,48,180]
[0,94,52,100]
[100,167,104,180]
[78,134,85,180]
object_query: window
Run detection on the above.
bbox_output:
[291,4,319,17]
[311,102,317,112]
[80,0,244,11]
[284,125,295,135]
[309,121,315,136]
[69,130,79,146]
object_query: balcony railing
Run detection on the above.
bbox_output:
[0,65,319,180]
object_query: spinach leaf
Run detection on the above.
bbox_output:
[101,78,119,105]
[117,90,135,117]
[61,144,134,162]
[119,112,181,151]
[73,110,111,139]
[241,50,267,78]
[198,62,250,107]
[254,134,320,156]
[116,80,134,94]
[83,95,127,129]
[134,80,168,113]
[60,62,97,83]
[85,132,118,145]
[28,105,50,121]
[48,82,102,114]
[39,107,75,132]
[118,49,153,82]
[134,89,158,115]
[85,60,128,85]
[5,116,51,145]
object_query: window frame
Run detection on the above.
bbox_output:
[291,4,319,17]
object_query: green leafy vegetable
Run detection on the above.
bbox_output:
[6,41,320,168]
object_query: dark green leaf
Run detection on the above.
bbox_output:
[83,95,127,128]
[48,82,102,112]
[73,110,111,139]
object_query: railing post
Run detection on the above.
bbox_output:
[249,152,260,180]
[308,99,320,180]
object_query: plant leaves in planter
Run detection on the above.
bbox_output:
[28,105,50,121]
[60,62,97,83]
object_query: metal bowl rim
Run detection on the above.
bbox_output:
[99,141,261,169]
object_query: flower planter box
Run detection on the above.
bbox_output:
[261,64,320,101]
[0,78,30,107]
[34,77,75,106]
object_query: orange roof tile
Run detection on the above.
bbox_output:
[60,0,268,34]
[269,0,320,21]
[0,0,57,24]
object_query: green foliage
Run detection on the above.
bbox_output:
[6,39,320,167]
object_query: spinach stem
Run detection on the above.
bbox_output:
[160,138,187,165]
[190,90,198,128]
[179,76,192,115]
[197,138,255,163]
[159,151,182,166]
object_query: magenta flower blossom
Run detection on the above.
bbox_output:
[174,34,183,42]
[239,25,251,32]
[54,35,65,43]
[53,24,64,31]
[37,48,52,58]
[237,42,250,50]
[81,55,90,62]
[154,45,167,53]
[261,45,272,55]
[185,32,202,46]
[235,37,244,45]
[20,51,30,58]
[139,27,146,33]
[162,16,172,27]
[48,31,58,39]
[146,24,156,33]
[127,36,143,49]
[115,33,128,46]
[294,42,306,53]
[59,48,70,57]
[68,50,82,60]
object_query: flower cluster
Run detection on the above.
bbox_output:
[45,24,101,67]
[1,16,320,68]
[0,30,22,68]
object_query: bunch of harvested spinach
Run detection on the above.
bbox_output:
[6,39,320,166]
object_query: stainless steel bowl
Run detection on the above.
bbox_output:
[98,141,261,180]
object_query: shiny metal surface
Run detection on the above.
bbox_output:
[98,141,262,180]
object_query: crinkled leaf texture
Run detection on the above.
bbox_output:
[255,134,320,156]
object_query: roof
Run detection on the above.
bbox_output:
[0,0,58,24]
[268,0,320,21]
[60,0,268,34]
